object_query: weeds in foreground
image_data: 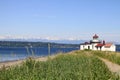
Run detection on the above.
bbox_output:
[92,51,120,65]
[0,52,119,80]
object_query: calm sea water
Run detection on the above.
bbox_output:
[0,46,120,62]
[0,47,79,62]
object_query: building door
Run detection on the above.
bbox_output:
[88,46,90,50]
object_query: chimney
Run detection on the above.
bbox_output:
[103,40,105,45]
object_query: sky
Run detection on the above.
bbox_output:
[0,0,120,42]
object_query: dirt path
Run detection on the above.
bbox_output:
[100,58,120,75]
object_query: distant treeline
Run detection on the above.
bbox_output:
[0,41,80,48]
[116,45,120,48]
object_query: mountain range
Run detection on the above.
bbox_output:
[0,38,119,44]
[0,38,86,44]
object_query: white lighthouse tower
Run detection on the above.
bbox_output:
[90,34,101,50]
[90,34,101,43]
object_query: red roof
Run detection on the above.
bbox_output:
[95,43,104,47]
[104,43,113,48]
[93,34,99,38]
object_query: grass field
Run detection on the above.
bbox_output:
[92,51,120,65]
[0,51,119,80]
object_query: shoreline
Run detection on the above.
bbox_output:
[0,57,46,69]
[0,54,58,69]
[0,59,24,69]
[0,50,119,69]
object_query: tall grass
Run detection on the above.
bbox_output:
[0,52,118,80]
[92,51,120,65]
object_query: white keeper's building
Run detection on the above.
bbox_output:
[80,34,116,51]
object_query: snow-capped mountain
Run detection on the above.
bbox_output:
[0,35,86,44]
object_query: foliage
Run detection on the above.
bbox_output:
[84,49,91,51]
[0,52,118,80]
[92,51,120,65]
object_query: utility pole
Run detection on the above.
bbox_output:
[48,43,50,56]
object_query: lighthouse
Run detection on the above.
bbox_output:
[80,34,116,51]
[90,34,101,43]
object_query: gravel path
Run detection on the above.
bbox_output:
[100,58,120,75]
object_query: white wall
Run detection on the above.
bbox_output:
[80,44,93,50]
[91,43,98,50]
[80,45,84,50]
[80,44,116,51]
[102,45,116,51]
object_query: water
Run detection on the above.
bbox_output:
[116,46,120,52]
[0,46,120,62]
[0,47,79,62]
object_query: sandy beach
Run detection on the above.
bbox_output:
[0,55,56,69]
